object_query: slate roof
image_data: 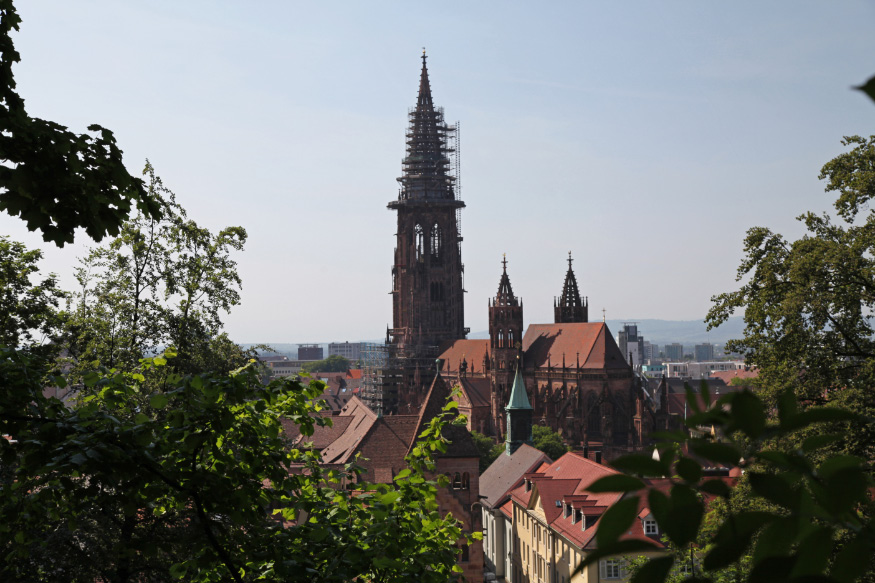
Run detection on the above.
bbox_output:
[522,323,629,371]
[479,443,551,509]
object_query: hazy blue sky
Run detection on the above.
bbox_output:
[3,1,874,343]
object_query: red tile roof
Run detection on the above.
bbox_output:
[522,323,629,371]
[458,377,492,408]
[439,339,491,376]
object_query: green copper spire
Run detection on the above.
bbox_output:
[505,360,533,455]
[506,362,532,410]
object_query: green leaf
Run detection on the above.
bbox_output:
[630,556,674,583]
[748,472,798,509]
[699,479,731,498]
[150,394,168,409]
[134,413,149,425]
[153,356,167,366]
[596,495,640,548]
[608,455,669,477]
[585,474,646,493]
[800,433,841,453]
[663,484,703,548]
[728,390,766,438]
[380,491,402,505]
[647,489,670,525]
[675,456,702,483]
[704,511,775,570]
[783,408,860,431]
[753,517,796,563]
[790,526,833,578]
[688,441,742,466]
[816,455,863,479]
[832,535,873,583]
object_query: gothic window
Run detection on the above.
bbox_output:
[452,472,462,489]
[415,223,424,261]
[430,223,442,263]
[461,472,470,490]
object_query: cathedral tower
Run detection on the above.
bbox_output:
[387,52,467,411]
[489,256,523,435]
[554,252,588,323]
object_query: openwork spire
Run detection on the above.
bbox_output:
[554,252,588,323]
[396,51,456,201]
[496,254,519,307]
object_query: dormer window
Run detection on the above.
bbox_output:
[563,503,571,519]
[573,509,582,524]
[644,518,658,535]
[525,479,531,492]
[581,515,587,530]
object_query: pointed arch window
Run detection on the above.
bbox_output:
[430,223,442,263]
[415,224,424,261]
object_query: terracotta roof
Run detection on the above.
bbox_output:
[318,397,379,464]
[458,377,491,409]
[480,443,551,509]
[347,369,363,380]
[439,339,491,376]
[409,373,480,459]
[522,323,629,371]
[509,451,628,549]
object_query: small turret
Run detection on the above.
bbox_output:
[554,252,588,323]
[505,360,533,455]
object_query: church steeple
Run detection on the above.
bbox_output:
[496,254,518,307]
[554,251,588,323]
[505,361,533,455]
[489,255,524,437]
[387,52,467,411]
[396,50,458,202]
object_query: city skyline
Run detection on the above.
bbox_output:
[2,2,873,342]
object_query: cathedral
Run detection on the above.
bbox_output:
[376,53,674,459]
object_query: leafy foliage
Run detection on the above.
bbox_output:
[583,384,874,583]
[0,236,66,349]
[0,349,474,582]
[532,424,571,461]
[65,162,249,376]
[0,1,160,246]
[470,430,504,473]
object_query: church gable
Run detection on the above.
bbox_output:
[522,323,629,372]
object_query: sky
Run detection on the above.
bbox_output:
[3,1,874,344]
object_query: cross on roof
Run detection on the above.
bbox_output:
[567,251,573,269]
[502,253,507,271]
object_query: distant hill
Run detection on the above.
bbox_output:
[246,316,746,353]
[469,316,745,347]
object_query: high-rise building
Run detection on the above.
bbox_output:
[617,323,645,366]
[297,344,323,361]
[694,342,715,362]
[664,343,684,361]
[328,341,362,362]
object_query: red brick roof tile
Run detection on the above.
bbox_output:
[522,323,629,371]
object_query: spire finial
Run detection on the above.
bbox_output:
[602,308,606,322]
[568,250,573,270]
[422,47,427,62]
[502,253,507,272]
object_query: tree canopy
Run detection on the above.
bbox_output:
[0,1,160,246]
